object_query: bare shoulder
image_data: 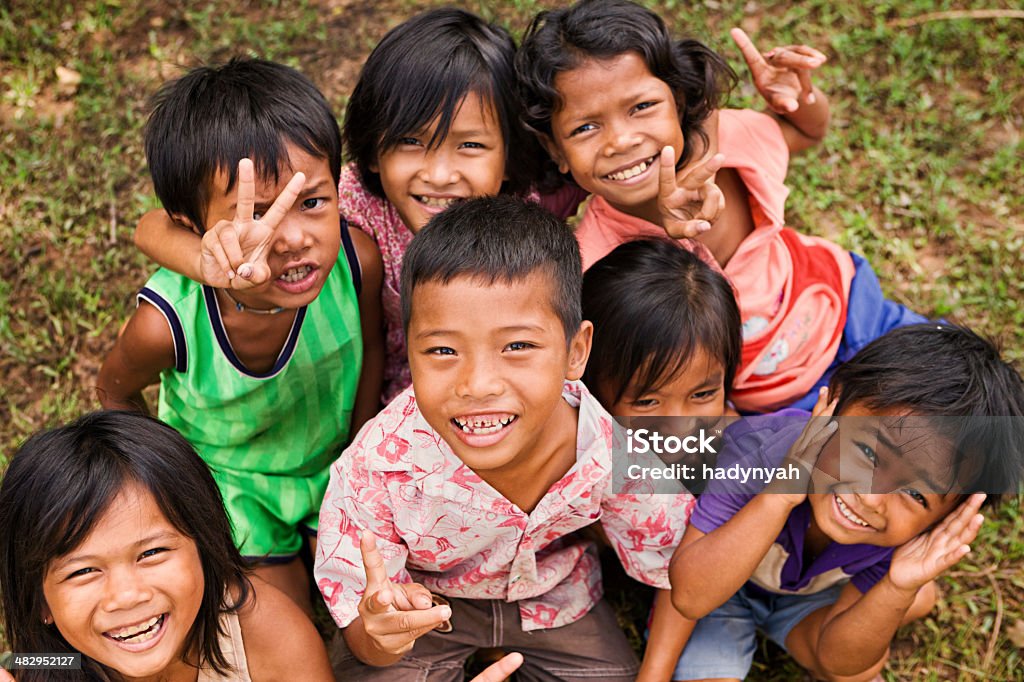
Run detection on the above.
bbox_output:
[238,577,334,682]
[348,225,383,286]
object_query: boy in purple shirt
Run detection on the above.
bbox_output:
[670,324,1024,681]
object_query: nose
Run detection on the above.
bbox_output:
[100,566,153,613]
[418,147,460,187]
[602,118,641,156]
[455,353,504,400]
[854,491,887,513]
[272,212,310,255]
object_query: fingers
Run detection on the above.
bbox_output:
[659,145,679,202]
[0,666,14,682]
[367,604,453,640]
[678,153,725,190]
[810,386,839,419]
[472,652,525,682]
[259,171,306,230]
[391,582,435,611]
[360,529,392,594]
[203,226,237,281]
[234,158,256,223]
[730,27,766,73]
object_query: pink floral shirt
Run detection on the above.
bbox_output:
[315,380,694,631]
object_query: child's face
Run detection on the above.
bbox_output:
[42,482,204,679]
[545,52,685,216]
[407,271,592,473]
[203,143,341,310]
[373,94,506,234]
[808,402,962,547]
[600,346,727,418]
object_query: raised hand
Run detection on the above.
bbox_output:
[658,147,725,239]
[199,158,306,290]
[773,387,838,504]
[731,28,826,115]
[470,652,524,682]
[357,530,451,658]
[888,493,986,593]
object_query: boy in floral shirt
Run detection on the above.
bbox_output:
[316,196,695,680]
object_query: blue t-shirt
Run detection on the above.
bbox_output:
[690,409,893,595]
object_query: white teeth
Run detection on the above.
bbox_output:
[280,265,312,283]
[836,496,870,528]
[415,196,459,208]
[453,415,515,434]
[108,615,163,642]
[606,156,656,181]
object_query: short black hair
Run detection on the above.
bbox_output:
[0,411,251,682]
[829,324,1024,505]
[582,239,741,405]
[145,57,341,232]
[401,196,582,343]
[516,0,736,171]
[344,8,540,199]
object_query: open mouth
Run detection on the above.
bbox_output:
[105,614,166,644]
[835,495,872,529]
[413,195,463,209]
[451,414,517,435]
[279,265,313,283]
[604,155,658,181]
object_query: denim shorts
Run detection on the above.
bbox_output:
[671,582,845,681]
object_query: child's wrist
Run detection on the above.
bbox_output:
[880,572,922,603]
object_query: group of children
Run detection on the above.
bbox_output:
[1,0,1022,680]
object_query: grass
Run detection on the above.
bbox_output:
[1,0,1022,678]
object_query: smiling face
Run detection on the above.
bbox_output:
[601,346,727,419]
[546,52,686,221]
[202,143,341,312]
[42,482,204,680]
[807,402,962,548]
[372,93,507,234]
[407,271,592,475]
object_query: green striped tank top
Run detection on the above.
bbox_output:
[141,246,362,478]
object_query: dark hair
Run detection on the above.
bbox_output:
[145,57,341,233]
[829,324,1024,505]
[582,239,741,405]
[516,0,736,171]
[344,8,541,199]
[0,411,251,681]
[400,196,582,343]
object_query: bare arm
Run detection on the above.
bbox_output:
[243,577,334,682]
[808,495,986,677]
[670,496,797,619]
[134,209,205,281]
[637,589,695,682]
[348,227,385,435]
[730,28,830,154]
[95,302,176,413]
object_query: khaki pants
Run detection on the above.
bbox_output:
[330,596,639,681]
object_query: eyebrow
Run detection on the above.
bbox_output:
[414,325,547,341]
[874,428,947,493]
[53,531,181,570]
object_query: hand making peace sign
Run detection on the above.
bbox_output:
[198,158,307,289]
[731,28,827,115]
[657,146,726,240]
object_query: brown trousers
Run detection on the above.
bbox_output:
[330,596,639,681]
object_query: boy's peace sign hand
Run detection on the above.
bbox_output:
[888,493,986,594]
[199,158,306,290]
[658,147,725,239]
[358,530,452,658]
[731,28,826,114]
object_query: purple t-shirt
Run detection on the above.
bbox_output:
[690,409,893,595]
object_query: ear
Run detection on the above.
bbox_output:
[539,134,571,175]
[565,320,593,381]
[169,211,202,236]
[41,602,53,625]
[368,158,379,174]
